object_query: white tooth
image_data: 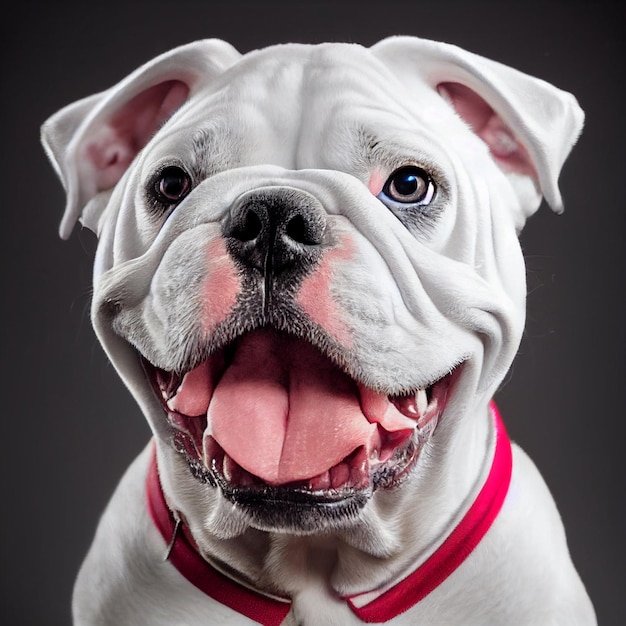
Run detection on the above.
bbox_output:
[165,383,182,410]
[223,455,235,483]
[416,388,428,415]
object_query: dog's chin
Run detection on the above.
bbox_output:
[142,330,456,532]
[184,451,374,533]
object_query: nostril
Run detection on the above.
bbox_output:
[286,214,305,243]
[286,214,308,244]
[286,213,325,246]
[232,208,263,242]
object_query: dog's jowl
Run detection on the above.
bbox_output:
[42,37,596,625]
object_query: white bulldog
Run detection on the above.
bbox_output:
[42,36,596,625]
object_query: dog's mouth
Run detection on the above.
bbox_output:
[145,328,455,525]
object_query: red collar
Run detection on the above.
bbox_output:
[146,402,512,625]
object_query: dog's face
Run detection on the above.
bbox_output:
[42,38,583,541]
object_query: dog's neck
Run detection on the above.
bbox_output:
[150,401,506,612]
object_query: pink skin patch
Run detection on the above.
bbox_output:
[438,82,536,177]
[295,234,354,347]
[201,238,240,332]
[367,171,386,196]
[85,81,190,191]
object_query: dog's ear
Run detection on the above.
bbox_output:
[41,39,241,239]
[371,37,584,223]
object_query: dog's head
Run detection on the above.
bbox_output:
[42,37,582,543]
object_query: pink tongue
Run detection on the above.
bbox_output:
[206,330,413,485]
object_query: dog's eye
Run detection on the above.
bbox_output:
[379,166,435,207]
[154,166,192,204]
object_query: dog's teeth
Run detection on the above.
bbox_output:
[223,454,238,483]
[390,388,430,420]
[416,388,428,415]
[155,369,180,400]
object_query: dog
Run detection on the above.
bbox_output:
[41,36,596,625]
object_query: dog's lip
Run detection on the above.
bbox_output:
[144,329,456,492]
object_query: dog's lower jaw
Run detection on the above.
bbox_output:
[160,376,452,535]
[169,428,425,535]
[157,437,407,571]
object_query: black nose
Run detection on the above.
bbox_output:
[223,187,327,275]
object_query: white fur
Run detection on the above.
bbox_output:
[72,442,594,625]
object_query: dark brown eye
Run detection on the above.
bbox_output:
[154,166,191,203]
[381,166,435,206]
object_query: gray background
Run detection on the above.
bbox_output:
[2,1,624,624]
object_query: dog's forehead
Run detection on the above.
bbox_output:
[156,42,445,170]
[224,42,403,101]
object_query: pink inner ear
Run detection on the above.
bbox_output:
[437,82,535,178]
[85,80,190,191]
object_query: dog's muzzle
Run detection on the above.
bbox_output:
[112,185,460,530]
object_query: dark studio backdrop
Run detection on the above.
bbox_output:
[2,2,624,624]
